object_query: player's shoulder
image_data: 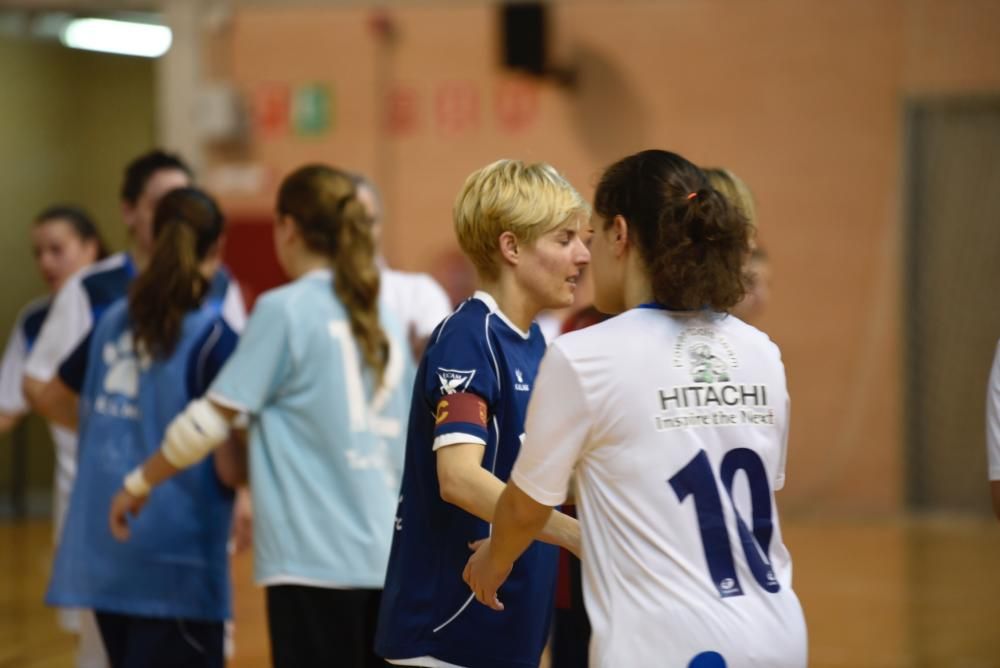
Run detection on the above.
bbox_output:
[431,294,489,340]
[98,297,130,327]
[78,252,133,300]
[18,295,51,326]
[717,313,782,360]
[255,276,308,311]
[79,252,131,283]
[207,264,234,294]
[551,309,630,356]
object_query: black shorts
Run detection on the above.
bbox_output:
[266,584,382,668]
[95,610,224,668]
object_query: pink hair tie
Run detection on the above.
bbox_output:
[686,191,697,200]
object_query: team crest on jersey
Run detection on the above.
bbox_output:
[672,327,738,383]
[437,368,476,395]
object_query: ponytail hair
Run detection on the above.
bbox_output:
[277,164,388,385]
[594,149,750,312]
[129,187,225,358]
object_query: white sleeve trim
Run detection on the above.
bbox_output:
[432,432,486,451]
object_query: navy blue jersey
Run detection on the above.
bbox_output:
[376,292,558,668]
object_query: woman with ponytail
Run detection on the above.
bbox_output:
[46,188,241,668]
[465,150,808,667]
[110,164,414,667]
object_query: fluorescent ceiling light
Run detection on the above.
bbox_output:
[60,18,171,58]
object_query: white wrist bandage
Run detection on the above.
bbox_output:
[161,398,230,469]
[124,467,152,497]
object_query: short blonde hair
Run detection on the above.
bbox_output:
[705,167,757,228]
[454,159,589,280]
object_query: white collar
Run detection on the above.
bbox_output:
[473,290,532,340]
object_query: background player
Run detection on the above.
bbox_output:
[110,164,413,668]
[19,151,247,664]
[376,159,587,668]
[0,205,105,664]
[465,149,808,667]
[23,149,246,419]
[353,173,454,360]
[46,187,239,668]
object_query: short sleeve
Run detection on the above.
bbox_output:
[24,278,92,382]
[987,341,1000,481]
[424,317,501,450]
[0,318,29,415]
[208,293,290,414]
[510,343,591,506]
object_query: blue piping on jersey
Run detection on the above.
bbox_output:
[432,311,506,636]
[636,301,690,312]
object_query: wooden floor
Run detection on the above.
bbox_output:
[2,516,1000,667]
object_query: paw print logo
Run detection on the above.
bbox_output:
[101,332,151,399]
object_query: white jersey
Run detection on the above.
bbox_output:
[512,307,807,668]
[987,340,1000,480]
[379,267,453,341]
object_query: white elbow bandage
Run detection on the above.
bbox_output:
[161,398,230,469]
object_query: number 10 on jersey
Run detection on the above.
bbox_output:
[669,448,780,598]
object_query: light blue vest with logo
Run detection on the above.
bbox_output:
[47,298,236,622]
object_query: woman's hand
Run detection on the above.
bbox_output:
[462,538,512,611]
[109,488,148,541]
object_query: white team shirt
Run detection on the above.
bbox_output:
[512,308,807,668]
[987,340,1000,480]
[379,267,452,341]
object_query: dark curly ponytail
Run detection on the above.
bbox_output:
[594,150,750,311]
